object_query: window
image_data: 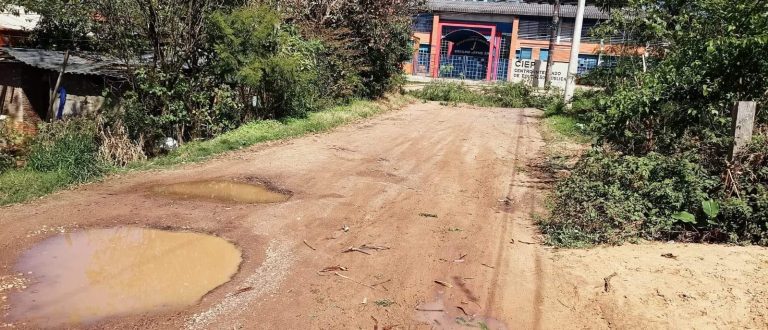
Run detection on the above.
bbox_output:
[412,14,433,33]
[518,17,551,40]
[516,48,532,60]
[577,55,599,74]
[415,44,431,75]
[540,49,549,62]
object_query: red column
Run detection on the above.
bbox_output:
[485,26,497,81]
[429,15,441,78]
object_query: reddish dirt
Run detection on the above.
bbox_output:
[1,102,767,329]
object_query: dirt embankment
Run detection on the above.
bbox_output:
[0,102,766,329]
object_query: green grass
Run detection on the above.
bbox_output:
[542,115,591,144]
[0,169,74,205]
[0,95,413,206]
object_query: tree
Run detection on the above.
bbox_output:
[280,0,423,98]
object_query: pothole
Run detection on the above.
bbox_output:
[151,180,290,204]
[8,227,242,328]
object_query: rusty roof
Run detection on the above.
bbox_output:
[1,47,126,77]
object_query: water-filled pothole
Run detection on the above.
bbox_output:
[8,227,242,328]
[152,180,290,204]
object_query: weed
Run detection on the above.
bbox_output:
[412,81,562,111]
[0,153,14,174]
[27,118,104,183]
[374,299,394,307]
[543,115,591,144]
[0,169,72,205]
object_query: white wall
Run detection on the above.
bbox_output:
[509,60,569,88]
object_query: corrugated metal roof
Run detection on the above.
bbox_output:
[2,48,125,77]
[425,0,611,20]
[0,6,40,30]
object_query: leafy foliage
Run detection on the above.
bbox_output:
[27,118,104,183]
[542,151,721,247]
[281,0,422,98]
[0,152,14,174]
[412,81,560,109]
[209,6,324,119]
[544,0,768,247]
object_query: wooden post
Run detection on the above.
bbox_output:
[730,101,757,160]
[48,50,70,121]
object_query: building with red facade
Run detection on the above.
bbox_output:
[407,0,628,87]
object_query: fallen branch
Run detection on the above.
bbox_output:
[604,272,618,293]
[434,280,453,288]
[334,272,376,290]
[231,287,253,296]
[361,244,391,251]
[415,307,444,312]
[371,279,392,287]
[343,246,372,255]
[320,265,348,273]
[481,263,495,269]
[303,240,317,251]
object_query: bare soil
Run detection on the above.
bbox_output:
[0,102,766,329]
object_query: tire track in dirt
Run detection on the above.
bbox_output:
[483,109,546,329]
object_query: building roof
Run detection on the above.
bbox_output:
[1,48,125,77]
[0,6,40,31]
[425,0,611,20]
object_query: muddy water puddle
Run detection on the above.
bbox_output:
[8,227,242,328]
[152,180,290,204]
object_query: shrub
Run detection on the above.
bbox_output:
[97,117,146,167]
[413,82,485,105]
[27,118,104,183]
[482,82,533,108]
[0,152,14,173]
[542,150,720,247]
[413,81,561,110]
[543,146,768,247]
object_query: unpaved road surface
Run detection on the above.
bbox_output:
[1,102,767,329]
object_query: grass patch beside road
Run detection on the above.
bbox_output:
[133,96,412,169]
[0,95,414,206]
[541,115,591,144]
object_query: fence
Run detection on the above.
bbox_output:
[408,52,511,82]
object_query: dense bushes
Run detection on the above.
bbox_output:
[413,81,560,109]
[0,153,13,174]
[26,118,104,183]
[281,0,420,99]
[542,151,719,246]
[542,0,768,247]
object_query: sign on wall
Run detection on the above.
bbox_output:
[509,60,569,88]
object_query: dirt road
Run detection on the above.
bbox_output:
[1,102,767,329]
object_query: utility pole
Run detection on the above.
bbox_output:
[564,0,586,103]
[544,0,561,88]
